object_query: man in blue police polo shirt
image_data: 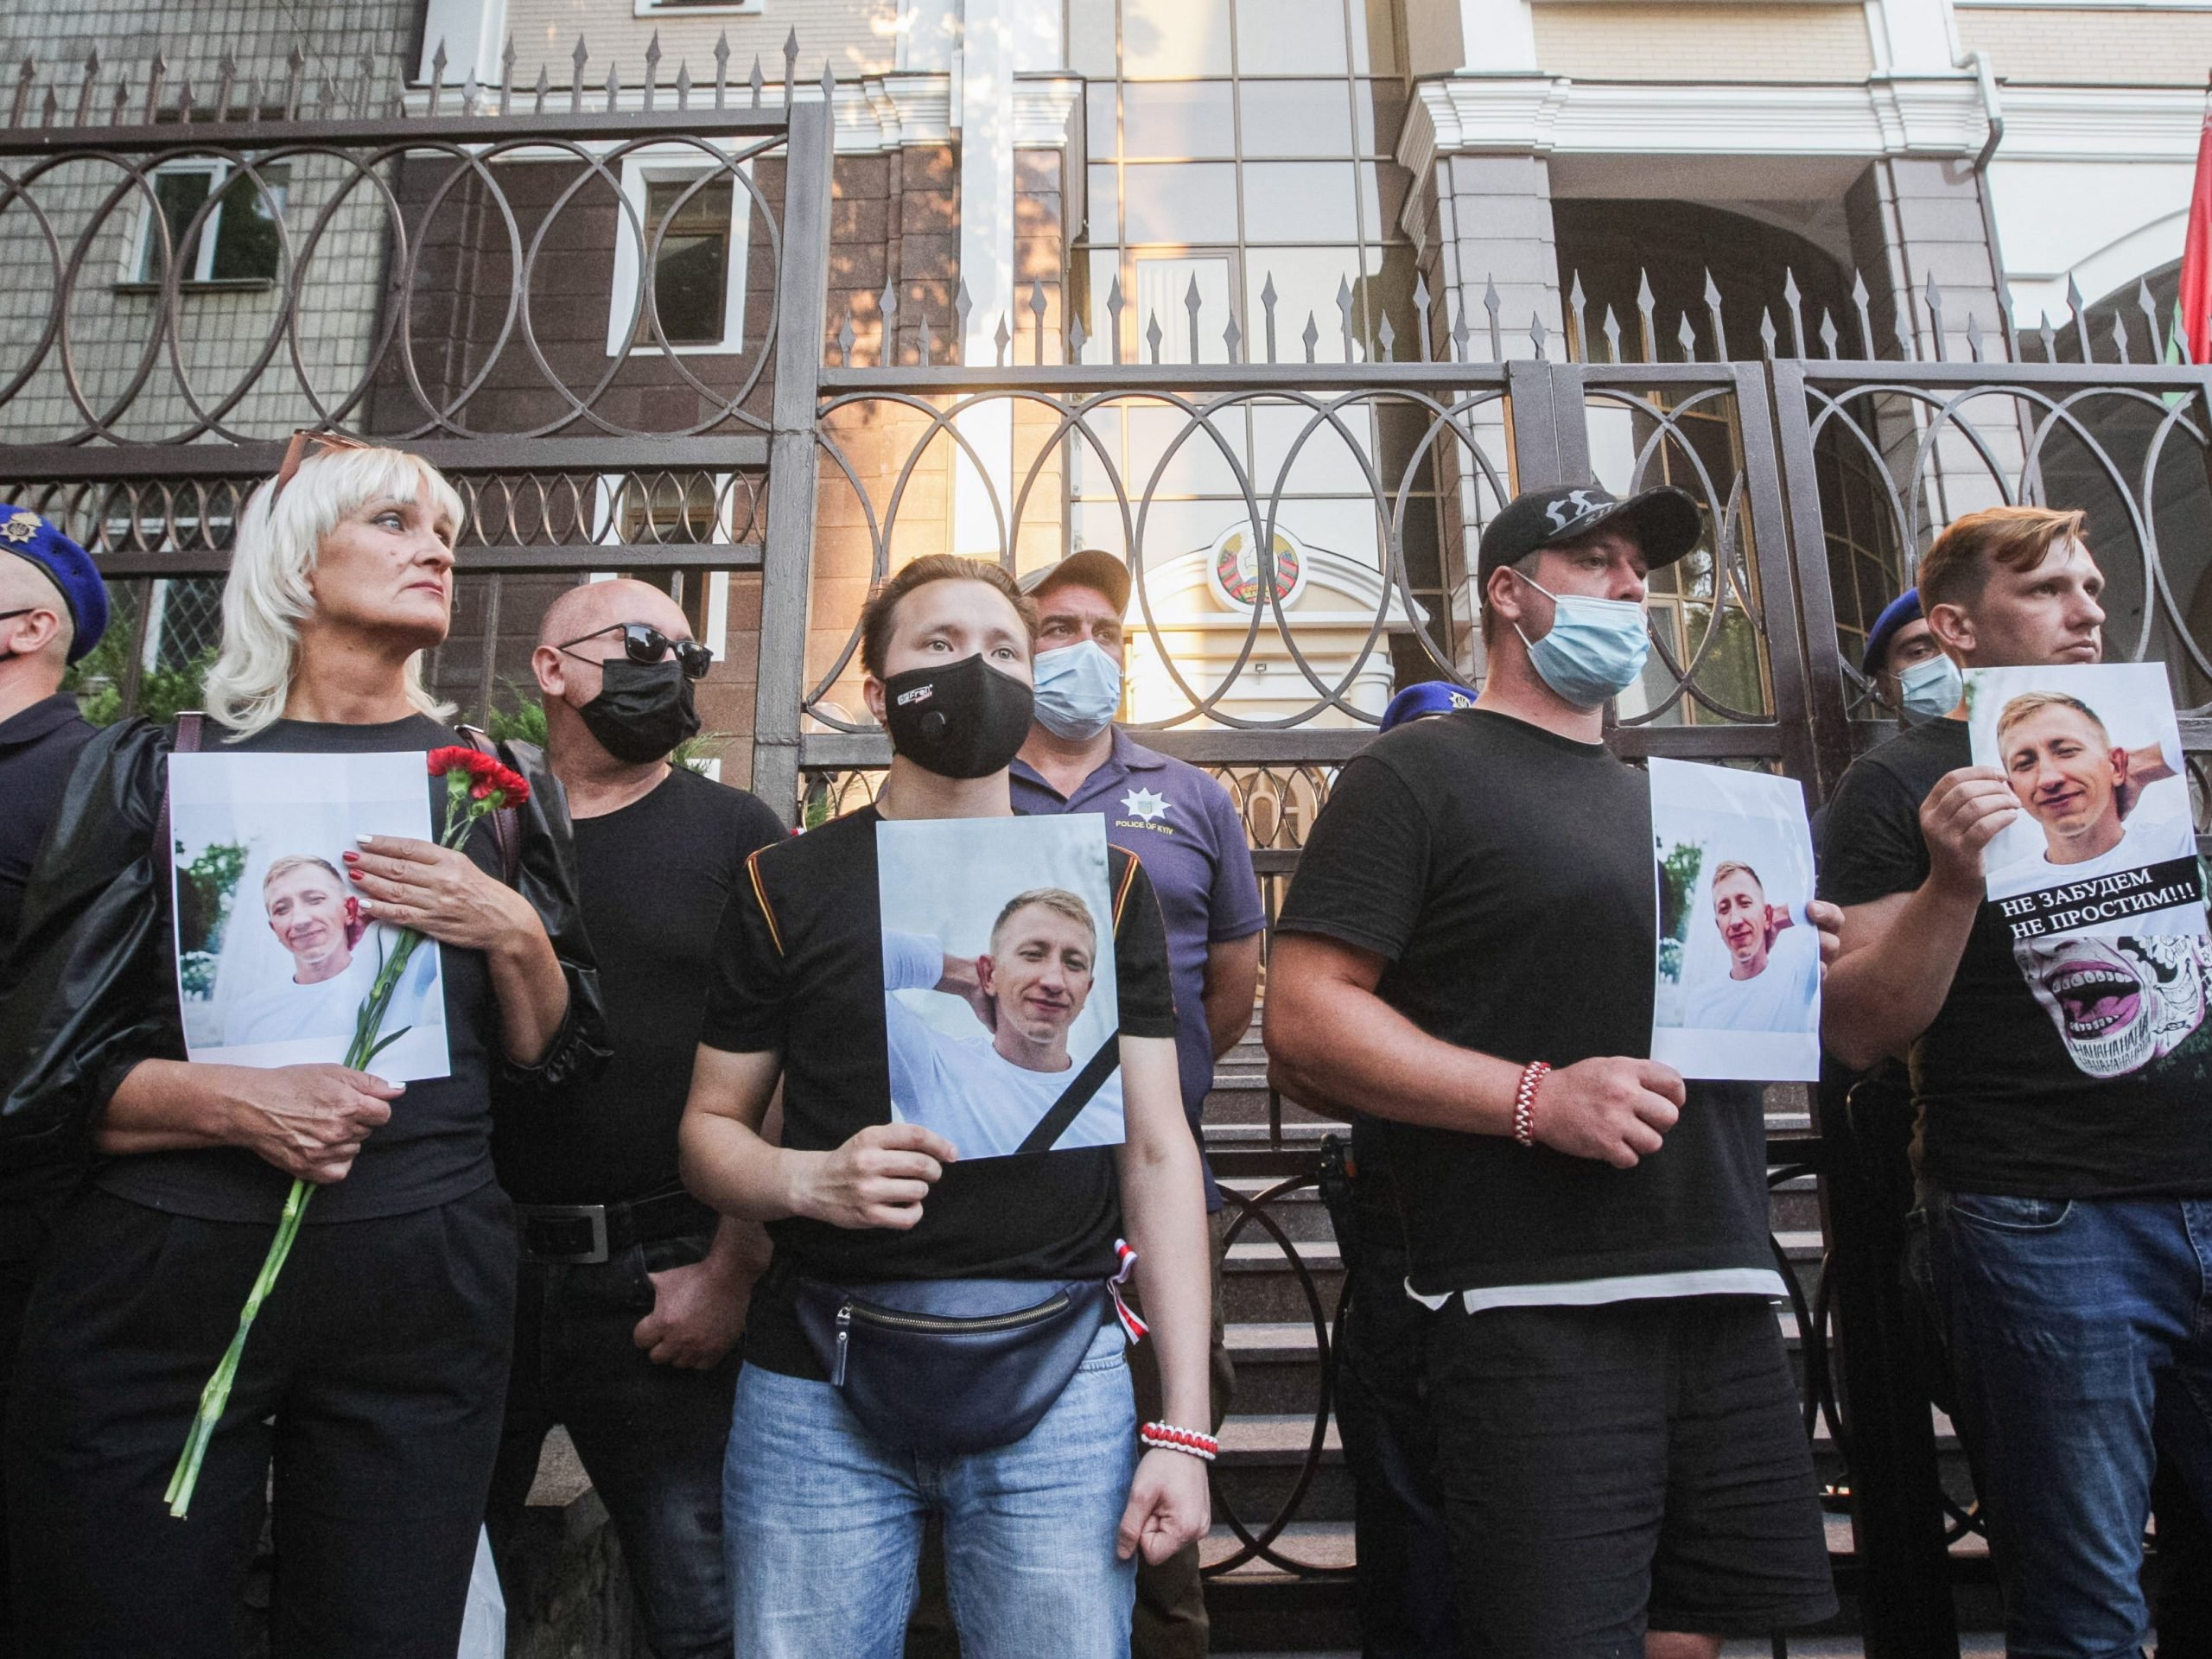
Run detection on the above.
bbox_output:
[1010,549,1264,1659]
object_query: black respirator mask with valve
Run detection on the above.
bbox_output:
[880,652,1035,779]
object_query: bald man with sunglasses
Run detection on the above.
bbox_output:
[481,578,785,1659]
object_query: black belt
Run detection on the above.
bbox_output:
[512,1187,715,1265]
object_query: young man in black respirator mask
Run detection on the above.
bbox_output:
[679,555,1214,1658]
[483,578,785,1659]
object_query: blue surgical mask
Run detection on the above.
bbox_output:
[1897,653,1963,724]
[1031,639,1123,740]
[1513,573,1650,709]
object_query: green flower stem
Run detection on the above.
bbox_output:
[165,791,501,1518]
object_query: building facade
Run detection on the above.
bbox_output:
[4,0,2209,775]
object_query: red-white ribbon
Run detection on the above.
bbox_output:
[1109,1238,1147,1341]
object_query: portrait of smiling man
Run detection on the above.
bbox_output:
[880,860,1128,1158]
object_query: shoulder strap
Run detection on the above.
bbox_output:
[456,724,523,887]
[1014,1033,1124,1157]
[155,711,207,890]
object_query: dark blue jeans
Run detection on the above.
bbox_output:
[1926,1189,2212,1659]
[485,1232,735,1659]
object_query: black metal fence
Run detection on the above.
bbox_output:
[5,38,2211,1656]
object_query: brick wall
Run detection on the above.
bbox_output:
[1530,2,1875,80]
[1957,6,2212,85]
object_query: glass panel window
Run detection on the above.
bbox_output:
[137,162,289,283]
[1238,81,1353,157]
[1353,80,1404,156]
[1243,162,1359,244]
[1121,0,1232,77]
[1233,0,1348,73]
[1122,162,1237,245]
[1068,0,1119,75]
[1121,81,1236,158]
[1134,253,1236,362]
[1087,90,1118,160]
[1243,246,1363,363]
[207,168,285,281]
[644,178,733,346]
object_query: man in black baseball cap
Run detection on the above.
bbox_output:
[1268,480,1838,1655]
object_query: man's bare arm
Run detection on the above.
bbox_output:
[1264,933,1686,1170]
[678,1044,955,1230]
[1201,933,1262,1059]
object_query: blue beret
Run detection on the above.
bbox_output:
[1862,588,1923,676]
[0,509,108,664]
[1381,680,1476,733]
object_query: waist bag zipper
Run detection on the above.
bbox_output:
[830,1290,1074,1388]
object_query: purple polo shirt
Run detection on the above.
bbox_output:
[1011,728,1264,1211]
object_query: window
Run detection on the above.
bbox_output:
[634,0,760,13]
[607,158,752,356]
[132,162,289,287]
[642,179,734,346]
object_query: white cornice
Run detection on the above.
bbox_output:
[1012,73,1084,149]
[843,72,951,152]
[1401,70,1991,174]
[1994,84,2207,162]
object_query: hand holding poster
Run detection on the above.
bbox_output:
[876,814,1124,1159]
[1649,757,1821,1082]
[168,750,452,1082]
[1966,664,2207,942]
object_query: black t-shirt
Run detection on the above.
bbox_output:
[1819,717,2212,1197]
[98,715,507,1224]
[493,767,785,1205]
[1273,709,1773,1298]
[699,805,1178,1378]
[0,694,96,962]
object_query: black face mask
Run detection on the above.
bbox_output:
[880,652,1035,780]
[577,658,702,766]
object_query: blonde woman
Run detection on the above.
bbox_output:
[0,435,607,1656]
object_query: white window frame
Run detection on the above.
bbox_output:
[128,159,289,286]
[606,151,753,357]
[632,0,761,15]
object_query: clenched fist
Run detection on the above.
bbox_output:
[1528,1056,1686,1169]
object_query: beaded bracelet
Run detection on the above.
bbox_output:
[1512,1059,1552,1149]
[1141,1421,1218,1463]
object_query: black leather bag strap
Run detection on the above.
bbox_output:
[1014,1032,1123,1156]
[154,710,207,892]
[455,724,522,887]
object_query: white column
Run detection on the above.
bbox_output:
[417,0,508,85]
[1458,0,1539,73]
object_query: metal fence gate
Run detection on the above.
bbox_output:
[6,45,2212,1657]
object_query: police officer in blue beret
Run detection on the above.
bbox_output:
[1860,588,1959,724]
[0,506,107,1659]
[0,509,108,957]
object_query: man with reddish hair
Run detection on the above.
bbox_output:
[1821,505,2212,1658]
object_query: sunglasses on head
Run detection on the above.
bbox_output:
[267,429,374,504]
[558,621,715,680]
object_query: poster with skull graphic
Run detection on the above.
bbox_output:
[1965,664,2210,1081]
[1967,664,2205,942]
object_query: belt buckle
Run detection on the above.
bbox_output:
[520,1203,610,1265]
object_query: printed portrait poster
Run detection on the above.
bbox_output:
[1649,757,1821,1082]
[168,751,451,1082]
[876,814,1123,1159]
[1966,664,2207,943]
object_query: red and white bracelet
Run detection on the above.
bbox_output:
[1512,1059,1552,1149]
[1141,1421,1218,1463]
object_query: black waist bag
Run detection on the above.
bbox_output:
[792,1275,1109,1456]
